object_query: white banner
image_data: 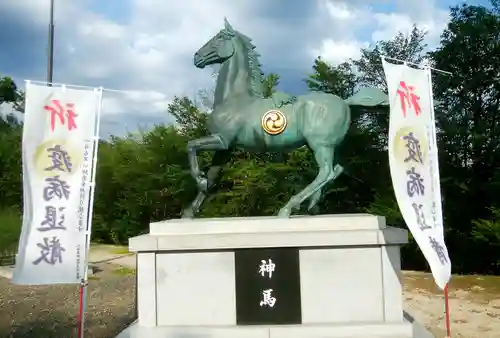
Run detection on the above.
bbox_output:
[12,83,102,285]
[382,60,451,290]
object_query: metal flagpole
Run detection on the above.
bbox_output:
[381,55,453,76]
[47,0,55,84]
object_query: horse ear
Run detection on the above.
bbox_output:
[224,17,234,32]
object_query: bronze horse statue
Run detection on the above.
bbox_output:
[183,19,389,218]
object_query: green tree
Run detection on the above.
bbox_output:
[305,58,356,98]
[0,76,18,104]
[168,96,208,138]
[0,75,24,113]
[0,118,22,209]
[471,207,500,274]
[261,72,280,98]
[352,26,428,92]
[350,26,428,150]
[429,2,500,273]
[0,76,23,210]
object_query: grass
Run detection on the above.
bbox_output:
[109,246,130,255]
[88,243,130,255]
[112,266,136,276]
[0,207,21,257]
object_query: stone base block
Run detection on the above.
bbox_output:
[116,320,414,338]
[118,214,434,338]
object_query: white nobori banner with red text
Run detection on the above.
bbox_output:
[382,59,451,289]
[12,83,102,285]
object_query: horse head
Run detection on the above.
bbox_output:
[194,18,237,69]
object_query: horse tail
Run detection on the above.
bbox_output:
[344,87,389,107]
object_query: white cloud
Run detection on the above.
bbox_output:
[100,90,170,116]
[1,0,257,117]
[0,102,15,117]
[314,0,450,66]
[0,103,22,122]
[372,12,417,42]
[0,0,453,135]
[372,10,449,44]
[325,2,357,20]
[312,40,370,65]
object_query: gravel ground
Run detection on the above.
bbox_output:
[403,271,500,338]
[0,263,135,338]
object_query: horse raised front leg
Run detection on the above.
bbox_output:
[278,145,343,217]
[182,148,231,218]
[187,133,228,191]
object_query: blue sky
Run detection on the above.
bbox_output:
[0,0,491,137]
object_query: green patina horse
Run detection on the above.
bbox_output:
[183,19,389,218]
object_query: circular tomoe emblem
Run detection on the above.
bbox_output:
[261,110,287,135]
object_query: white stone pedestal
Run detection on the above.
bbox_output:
[116,214,432,338]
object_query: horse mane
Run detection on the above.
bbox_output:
[233,31,264,97]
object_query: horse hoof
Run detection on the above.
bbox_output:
[307,196,321,211]
[308,205,320,214]
[334,164,344,175]
[182,209,194,218]
[277,207,292,218]
[197,177,208,191]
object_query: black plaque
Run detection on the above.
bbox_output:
[234,247,301,325]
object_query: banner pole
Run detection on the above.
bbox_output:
[380,55,452,75]
[444,283,451,337]
[419,64,452,336]
[77,88,104,338]
[46,0,55,84]
[77,278,87,338]
[424,67,452,337]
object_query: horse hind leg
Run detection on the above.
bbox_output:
[182,191,206,218]
[182,149,231,218]
[278,145,343,217]
[306,163,343,212]
[307,188,322,213]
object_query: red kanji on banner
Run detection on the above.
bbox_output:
[396,81,421,117]
[44,100,78,132]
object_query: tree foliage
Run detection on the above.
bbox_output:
[353,25,428,92]
[428,3,500,273]
[0,76,18,104]
[0,75,24,113]
[305,59,356,98]
[1,2,500,274]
